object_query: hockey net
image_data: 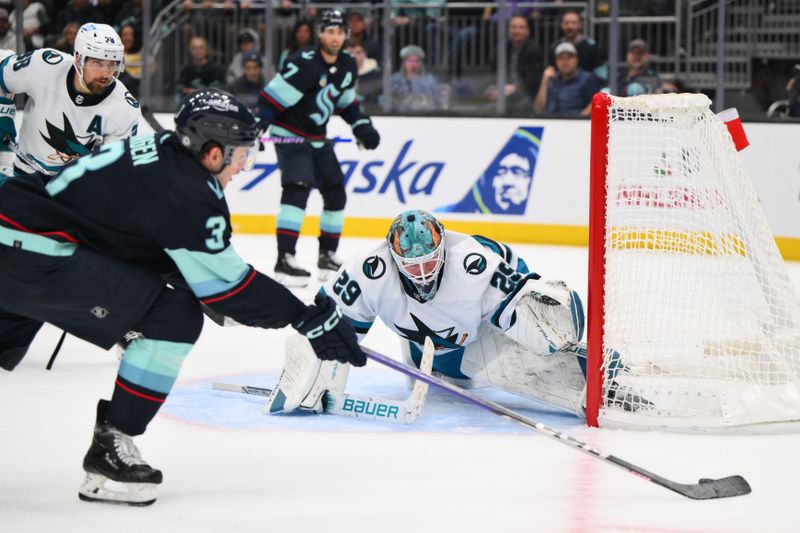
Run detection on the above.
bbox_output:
[586,93,800,432]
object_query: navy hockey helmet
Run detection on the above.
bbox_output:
[317,9,349,36]
[174,88,259,170]
[387,210,446,301]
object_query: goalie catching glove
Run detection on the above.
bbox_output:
[292,294,367,367]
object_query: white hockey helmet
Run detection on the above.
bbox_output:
[74,22,125,80]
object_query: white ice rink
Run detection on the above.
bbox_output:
[2,234,800,533]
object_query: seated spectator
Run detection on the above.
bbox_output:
[548,9,603,75]
[389,44,448,112]
[656,75,686,95]
[347,11,381,65]
[227,51,264,109]
[487,14,543,113]
[56,0,106,35]
[226,28,267,85]
[0,8,23,52]
[535,42,601,116]
[787,66,800,118]
[10,0,49,49]
[617,39,660,96]
[277,19,313,71]
[117,22,143,97]
[49,21,78,54]
[175,35,225,102]
[347,42,381,105]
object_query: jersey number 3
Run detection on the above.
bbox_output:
[205,216,226,251]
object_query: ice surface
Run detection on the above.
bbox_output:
[2,235,800,532]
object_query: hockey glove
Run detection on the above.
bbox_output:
[353,121,380,150]
[292,294,367,367]
[0,97,17,152]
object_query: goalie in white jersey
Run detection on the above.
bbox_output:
[0,23,140,176]
[268,209,594,417]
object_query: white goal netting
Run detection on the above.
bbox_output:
[598,93,800,431]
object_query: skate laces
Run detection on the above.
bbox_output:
[110,428,147,467]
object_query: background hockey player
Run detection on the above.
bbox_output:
[0,22,140,177]
[0,89,365,506]
[257,9,381,287]
[267,209,591,418]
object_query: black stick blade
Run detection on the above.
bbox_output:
[672,475,751,500]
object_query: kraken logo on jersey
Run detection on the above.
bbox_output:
[362,255,386,280]
[395,312,464,351]
[310,85,341,126]
[436,126,544,216]
[463,253,487,275]
[41,113,102,163]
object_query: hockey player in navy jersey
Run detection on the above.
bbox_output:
[0,23,140,177]
[257,9,381,287]
[267,210,597,419]
[0,89,365,506]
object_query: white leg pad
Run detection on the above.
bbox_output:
[505,279,580,353]
[461,329,587,416]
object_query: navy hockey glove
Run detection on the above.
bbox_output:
[353,121,380,150]
[0,97,17,152]
[292,294,367,367]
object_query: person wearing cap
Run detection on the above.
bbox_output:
[0,8,21,52]
[389,44,448,112]
[227,51,264,108]
[617,38,661,97]
[227,28,269,85]
[535,41,601,116]
[547,9,603,74]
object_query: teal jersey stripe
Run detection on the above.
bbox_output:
[320,209,344,233]
[490,272,542,328]
[0,55,12,93]
[349,317,373,332]
[336,87,357,109]
[265,75,304,108]
[165,245,250,298]
[118,338,192,394]
[0,226,77,256]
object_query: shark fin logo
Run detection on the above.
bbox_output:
[436,126,543,215]
[40,113,102,163]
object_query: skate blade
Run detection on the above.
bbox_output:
[78,473,158,506]
[274,272,310,288]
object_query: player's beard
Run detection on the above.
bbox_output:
[321,41,342,57]
[87,77,113,94]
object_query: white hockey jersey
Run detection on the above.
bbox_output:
[0,48,140,174]
[322,231,538,357]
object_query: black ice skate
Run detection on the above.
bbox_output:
[78,400,162,506]
[317,249,342,281]
[274,252,311,287]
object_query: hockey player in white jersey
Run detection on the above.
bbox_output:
[267,209,594,417]
[0,23,140,176]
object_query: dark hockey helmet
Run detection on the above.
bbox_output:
[317,9,349,36]
[386,210,446,301]
[174,88,259,169]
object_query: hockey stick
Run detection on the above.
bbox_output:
[140,105,165,134]
[213,336,435,425]
[362,346,751,500]
[2,135,55,175]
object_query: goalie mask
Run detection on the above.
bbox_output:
[74,23,125,90]
[387,210,445,301]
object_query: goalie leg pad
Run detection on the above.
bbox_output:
[461,329,587,416]
[265,334,350,414]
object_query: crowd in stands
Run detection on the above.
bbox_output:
[1,1,799,118]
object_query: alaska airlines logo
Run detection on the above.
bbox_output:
[310,85,341,126]
[41,113,102,162]
[437,126,543,215]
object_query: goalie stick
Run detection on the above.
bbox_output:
[213,336,435,425]
[361,346,751,500]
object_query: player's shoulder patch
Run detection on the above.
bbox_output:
[462,252,487,275]
[362,254,387,280]
[122,90,140,109]
[40,48,67,65]
[299,49,316,61]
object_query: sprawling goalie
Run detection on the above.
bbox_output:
[267,209,593,417]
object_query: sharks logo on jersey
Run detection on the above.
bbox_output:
[437,126,543,215]
[41,113,102,163]
[395,313,467,350]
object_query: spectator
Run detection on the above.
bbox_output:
[391,0,444,66]
[56,0,106,34]
[116,0,159,28]
[389,44,448,112]
[48,21,77,54]
[786,66,800,118]
[10,0,49,49]
[487,14,543,113]
[535,42,601,116]
[617,39,660,96]
[548,9,603,74]
[226,28,267,85]
[227,51,264,108]
[347,42,381,105]
[347,11,381,65]
[117,22,143,97]
[656,76,686,95]
[277,20,313,71]
[0,8,23,52]
[175,35,225,102]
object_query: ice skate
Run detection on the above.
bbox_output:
[78,400,162,506]
[274,252,311,287]
[317,249,342,281]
